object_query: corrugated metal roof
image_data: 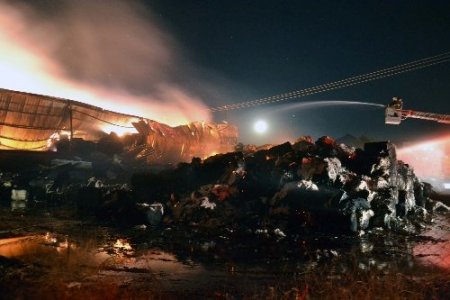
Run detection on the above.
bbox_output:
[0,88,142,150]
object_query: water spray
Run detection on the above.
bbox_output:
[266,100,385,115]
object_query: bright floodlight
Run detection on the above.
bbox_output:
[254,120,268,134]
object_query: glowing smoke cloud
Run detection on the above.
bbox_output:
[397,135,450,181]
[0,0,212,126]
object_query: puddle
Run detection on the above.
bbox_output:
[0,234,73,261]
[0,232,264,292]
[413,215,450,269]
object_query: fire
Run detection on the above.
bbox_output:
[113,239,133,251]
[0,1,211,127]
[100,124,138,137]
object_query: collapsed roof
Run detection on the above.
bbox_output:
[0,89,238,162]
[0,88,141,150]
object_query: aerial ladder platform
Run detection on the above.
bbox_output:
[385,97,450,125]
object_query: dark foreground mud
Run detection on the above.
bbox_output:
[0,206,448,299]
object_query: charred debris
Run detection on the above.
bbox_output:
[0,134,447,238]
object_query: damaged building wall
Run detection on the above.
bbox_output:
[132,120,238,163]
[0,88,141,150]
[0,89,238,163]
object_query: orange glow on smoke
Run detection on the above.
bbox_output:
[0,1,211,126]
[397,135,450,180]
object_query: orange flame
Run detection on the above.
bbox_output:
[100,124,138,137]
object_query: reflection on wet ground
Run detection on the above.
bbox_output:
[0,209,448,298]
[413,214,450,269]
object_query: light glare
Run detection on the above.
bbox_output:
[254,120,268,134]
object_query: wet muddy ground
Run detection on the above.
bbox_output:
[0,205,448,299]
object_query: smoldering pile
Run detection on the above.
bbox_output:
[111,136,445,236]
[1,135,447,238]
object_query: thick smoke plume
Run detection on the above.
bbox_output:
[0,0,213,125]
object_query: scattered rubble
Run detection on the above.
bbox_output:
[128,136,445,236]
[0,136,446,238]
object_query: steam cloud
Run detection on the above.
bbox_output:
[0,0,214,125]
[397,135,450,181]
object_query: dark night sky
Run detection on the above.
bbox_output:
[148,0,450,144]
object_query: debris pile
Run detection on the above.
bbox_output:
[128,136,441,235]
[0,135,445,237]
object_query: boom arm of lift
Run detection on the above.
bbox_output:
[385,98,450,125]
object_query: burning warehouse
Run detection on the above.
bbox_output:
[0,88,238,163]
